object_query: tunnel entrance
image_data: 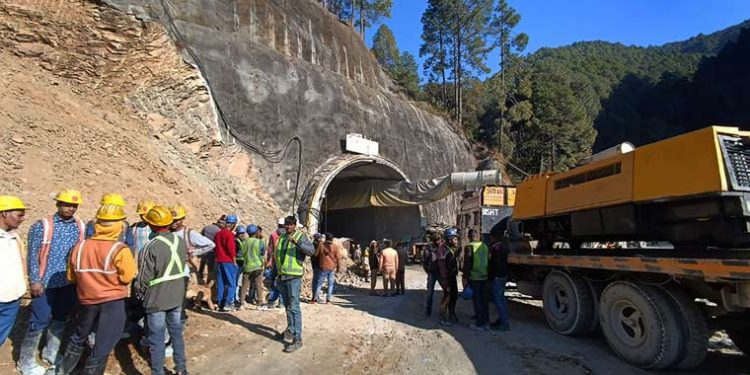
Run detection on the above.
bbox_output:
[298,155,422,249]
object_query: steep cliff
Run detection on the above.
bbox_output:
[104,0,477,225]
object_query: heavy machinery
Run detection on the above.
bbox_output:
[458,126,750,369]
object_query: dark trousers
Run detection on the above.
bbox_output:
[395,268,405,295]
[68,299,126,361]
[425,271,438,315]
[28,284,77,333]
[198,252,216,282]
[469,280,490,326]
[438,276,458,322]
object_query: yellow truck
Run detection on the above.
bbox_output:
[461,126,750,369]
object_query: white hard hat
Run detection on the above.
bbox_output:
[278,217,285,225]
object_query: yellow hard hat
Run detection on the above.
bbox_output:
[143,206,173,227]
[55,189,83,205]
[0,195,27,212]
[136,199,157,216]
[96,203,127,221]
[100,193,126,207]
[170,204,187,220]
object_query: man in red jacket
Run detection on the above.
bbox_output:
[214,214,238,312]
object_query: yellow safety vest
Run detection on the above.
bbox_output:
[148,234,185,287]
[242,238,264,273]
[275,231,305,277]
[469,241,489,281]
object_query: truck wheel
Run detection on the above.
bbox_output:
[542,271,596,336]
[599,281,683,369]
[727,329,750,355]
[658,284,708,369]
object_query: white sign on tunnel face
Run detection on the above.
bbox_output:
[345,134,379,156]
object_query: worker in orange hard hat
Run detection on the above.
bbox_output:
[55,203,136,375]
[134,206,189,375]
[18,189,84,375]
[0,195,27,348]
[84,193,133,248]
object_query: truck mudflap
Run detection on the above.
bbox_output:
[508,253,750,280]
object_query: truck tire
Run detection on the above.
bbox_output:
[542,271,596,336]
[727,329,750,355]
[599,281,683,369]
[657,284,708,369]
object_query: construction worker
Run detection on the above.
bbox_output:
[134,206,189,375]
[275,216,314,353]
[421,233,442,316]
[379,239,399,297]
[131,199,156,260]
[199,215,226,284]
[169,204,215,266]
[234,225,247,305]
[437,228,459,326]
[367,240,380,295]
[488,226,511,331]
[309,233,323,303]
[314,233,342,304]
[54,204,137,375]
[85,193,133,247]
[462,229,490,331]
[0,196,27,347]
[18,189,84,375]
[238,225,267,309]
[265,217,285,269]
[214,214,238,312]
[395,243,407,295]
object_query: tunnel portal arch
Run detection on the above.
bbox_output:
[298,154,422,248]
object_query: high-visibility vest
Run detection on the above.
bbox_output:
[469,241,489,281]
[39,215,85,281]
[147,234,185,287]
[275,231,305,277]
[71,239,129,304]
[242,238,264,273]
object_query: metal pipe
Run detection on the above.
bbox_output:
[449,170,502,191]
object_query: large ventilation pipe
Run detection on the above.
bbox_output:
[324,170,502,210]
[582,142,635,165]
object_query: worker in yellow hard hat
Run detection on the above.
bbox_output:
[85,193,133,247]
[130,199,157,262]
[169,203,214,267]
[55,203,136,374]
[17,189,85,375]
[134,206,190,375]
[0,196,27,348]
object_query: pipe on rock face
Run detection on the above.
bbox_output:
[449,170,502,192]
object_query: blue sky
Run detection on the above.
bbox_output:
[365,0,750,82]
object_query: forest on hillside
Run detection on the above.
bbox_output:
[319,1,750,180]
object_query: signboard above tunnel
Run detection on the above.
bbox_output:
[345,134,379,156]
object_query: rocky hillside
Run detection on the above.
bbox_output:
[0,0,281,229]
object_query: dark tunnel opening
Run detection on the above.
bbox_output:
[318,161,422,249]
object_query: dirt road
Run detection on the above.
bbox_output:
[1,265,747,374]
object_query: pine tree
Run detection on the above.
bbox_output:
[420,0,452,109]
[372,24,400,71]
[356,0,393,37]
[394,51,421,98]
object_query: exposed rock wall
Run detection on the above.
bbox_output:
[104,0,476,223]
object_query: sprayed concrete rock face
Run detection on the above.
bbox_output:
[104,0,476,227]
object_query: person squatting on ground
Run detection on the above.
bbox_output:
[18,189,85,375]
[135,206,190,375]
[462,229,490,332]
[239,224,267,309]
[437,228,459,326]
[314,232,342,304]
[0,196,27,347]
[488,227,511,331]
[421,233,442,316]
[395,243,407,295]
[368,240,380,295]
[275,216,315,353]
[379,239,399,297]
[214,214,238,312]
[54,203,137,375]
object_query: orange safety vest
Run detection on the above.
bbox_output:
[39,215,85,281]
[70,239,128,305]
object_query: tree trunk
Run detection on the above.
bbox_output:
[439,30,447,109]
[350,0,355,26]
[359,2,365,36]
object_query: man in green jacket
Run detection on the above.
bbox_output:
[462,228,490,331]
[239,225,266,309]
[134,206,189,375]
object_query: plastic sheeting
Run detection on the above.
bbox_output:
[325,170,501,211]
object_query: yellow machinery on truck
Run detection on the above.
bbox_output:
[460,126,750,370]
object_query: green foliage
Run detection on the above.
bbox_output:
[372,25,400,70]
[393,52,421,98]
[356,0,393,35]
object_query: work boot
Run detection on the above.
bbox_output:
[283,339,303,353]
[82,356,107,375]
[52,342,84,375]
[17,329,46,375]
[275,329,293,342]
[42,321,65,366]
